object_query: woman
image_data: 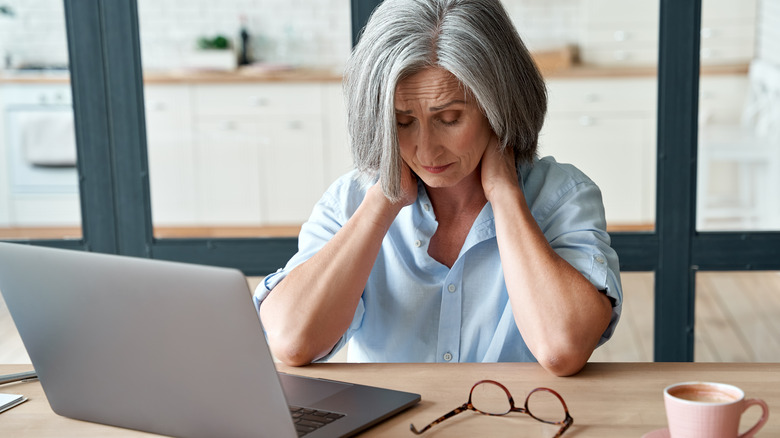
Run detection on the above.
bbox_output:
[256,0,622,376]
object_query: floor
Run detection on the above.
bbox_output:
[2,272,779,364]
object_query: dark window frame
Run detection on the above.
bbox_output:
[4,0,779,361]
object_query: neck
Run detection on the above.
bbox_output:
[425,171,487,219]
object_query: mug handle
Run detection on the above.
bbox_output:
[738,398,769,438]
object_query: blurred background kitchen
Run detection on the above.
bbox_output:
[1,1,779,363]
[1,0,778,237]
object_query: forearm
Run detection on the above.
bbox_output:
[260,186,402,366]
[491,186,612,376]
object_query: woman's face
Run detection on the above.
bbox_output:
[394,67,493,190]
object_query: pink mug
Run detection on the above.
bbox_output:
[664,382,769,438]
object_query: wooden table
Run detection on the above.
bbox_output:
[0,362,777,437]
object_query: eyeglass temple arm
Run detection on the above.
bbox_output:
[409,402,471,435]
[552,412,574,438]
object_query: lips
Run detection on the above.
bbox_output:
[421,164,451,174]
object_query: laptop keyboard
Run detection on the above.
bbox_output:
[289,405,345,437]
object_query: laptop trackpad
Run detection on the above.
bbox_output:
[278,373,352,406]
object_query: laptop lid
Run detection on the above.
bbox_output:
[0,243,419,438]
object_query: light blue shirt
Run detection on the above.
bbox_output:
[255,156,622,363]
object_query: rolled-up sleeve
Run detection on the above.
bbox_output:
[525,159,623,346]
[252,172,368,361]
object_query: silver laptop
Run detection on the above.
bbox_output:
[0,242,419,438]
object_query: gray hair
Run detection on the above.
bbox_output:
[344,0,547,202]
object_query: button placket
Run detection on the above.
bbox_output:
[436,269,462,363]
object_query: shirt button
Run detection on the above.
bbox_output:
[414,240,422,248]
[443,352,453,361]
[447,284,456,293]
[595,255,605,264]
[423,203,431,212]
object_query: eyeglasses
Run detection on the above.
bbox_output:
[410,380,573,437]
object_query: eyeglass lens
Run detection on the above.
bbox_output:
[470,381,567,424]
[525,388,568,424]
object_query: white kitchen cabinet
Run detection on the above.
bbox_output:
[194,82,323,118]
[579,0,659,67]
[322,82,353,188]
[194,118,263,224]
[261,117,325,224]
[579,0,756,67]
[541,77,657,226]
[144,84,197,225]
[698,75,749,125]
[191,83,328,226]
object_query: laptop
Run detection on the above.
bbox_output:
[0,242,420,438]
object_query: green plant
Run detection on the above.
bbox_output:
[197,35,231,50]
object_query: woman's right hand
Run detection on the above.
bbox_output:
[397,160,418,207]
[370,160,418,212]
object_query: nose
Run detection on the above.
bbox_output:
[415,125,443,164]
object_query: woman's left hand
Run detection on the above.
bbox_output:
[480,135,520,202]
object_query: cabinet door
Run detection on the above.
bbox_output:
[699,75,749,125]
[261,117,325,224]
[322,83,353,186]
[194,83,323,117]
[144,84,197,224]
[194,119,262,224]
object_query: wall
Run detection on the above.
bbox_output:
[0,0,582,72]
[757,0,780,66]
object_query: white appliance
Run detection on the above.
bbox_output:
[4,84,77,193]
[1,83,81,226]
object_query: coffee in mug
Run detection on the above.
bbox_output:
[664,382,769,438]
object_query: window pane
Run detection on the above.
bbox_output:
[697,0,779,231]
[137,0,351,238]
[0,1,81,241]
[521,0,658,232]
[695,271,780,362]
[589,272,654,362]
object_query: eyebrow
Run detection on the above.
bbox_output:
[394,99,466,115]
[429,99,465,112]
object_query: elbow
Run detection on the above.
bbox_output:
[275,349,316,368]
[535,344,593,377]
[267,334,318,367]
[539,354,587,377]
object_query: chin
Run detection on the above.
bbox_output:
[418,175,462,189]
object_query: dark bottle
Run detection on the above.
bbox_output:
[238,15,251,66]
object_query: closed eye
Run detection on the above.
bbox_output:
[438,110,461,126]
[396,113,415,128]
[440,118,458,126]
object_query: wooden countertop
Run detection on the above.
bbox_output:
[0,46,750,85]
[0,66,343,85]
[1,362,778,437]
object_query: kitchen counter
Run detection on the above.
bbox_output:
[0,66,344,84]
[0,48,749,85]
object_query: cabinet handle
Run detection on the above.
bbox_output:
[219,121,237,130]
[613,50,629,61]
[701,27,713,38]
[250,96,269,107]
[287,120,303,130]
[579,116,595,127]
[148,101,166,111]
[613,30,627,42]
